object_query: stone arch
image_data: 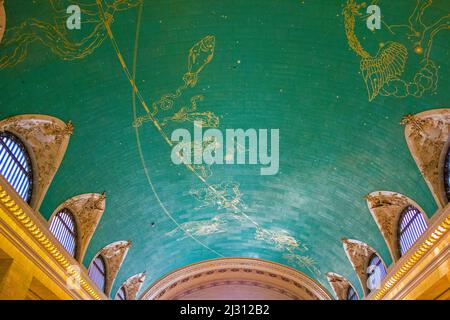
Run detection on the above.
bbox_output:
[365,191,429,262]
[326,272,360,300]
[0,114,72,210]
[401,108,450,208]
[49,193,106,262]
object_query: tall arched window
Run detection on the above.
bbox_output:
[366,253,387,293]
[88,255,107,293]
[398,206,428,256]
[49,209,78,258]
[444,146,450,201]
[115,286,127,300]
[0,132,33,202]
[346,286,358,300]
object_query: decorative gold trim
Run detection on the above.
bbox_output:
[0,181,102,300]
[0,115,72,211]
[0,0,5,43]
[49,193,106,262]
[326,272,360,300]
[365,191,429,262]
[402,108,450,208]
[372,208,450,300]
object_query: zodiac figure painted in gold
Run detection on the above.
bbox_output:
[132,36,216,128]
[0,0,143,69]
[160,95,220,128]
[152,35,216,113]
[190,182,244,211]
[343,0,449,101]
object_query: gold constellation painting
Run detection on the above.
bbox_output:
[90,1,322,277]
[343,0,449,101]
[132,36,219,128]
[0,0,143,69]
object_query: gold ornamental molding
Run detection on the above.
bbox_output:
[0,114,73,211]
[372,207,450,300]
[0,178,104,300]
[0,0,5,43]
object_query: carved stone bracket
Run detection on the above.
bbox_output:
[401,109,450,208]
[365,191,428,262]
[0,0,5,43]
[0,115,72,211]
[326,272,359,300]
[342,239,379,296]
[49,193,106,262]
[119,272,146,300]
[98,240,132,296]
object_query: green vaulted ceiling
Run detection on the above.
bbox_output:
[1,0,449,298]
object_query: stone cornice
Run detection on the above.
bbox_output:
[0,176,106,300]
[370,205,450,300]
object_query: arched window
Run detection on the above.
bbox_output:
[0,132,33,202]
[366,253,387,293]
[115,286,127,300]
[398,206,428,256]
[88,255,107,293]
[49,209,78,258]
[444,146,450,201]
[346,286,358,300]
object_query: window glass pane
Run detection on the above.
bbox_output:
[398,206,428,256]
[445,147,450,201]
[366,254,387,292]
[346,286,358,300]
[0,132,33,202]
[88,256,106,293]
[49,209,77,257]
[115,287,126,300]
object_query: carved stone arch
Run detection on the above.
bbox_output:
[0,114,73,211]
[0,0,5,43]
[90,240,132,297]
[141,258,332,300]
[326,272,360,300]
[365,191,429,262]
[117,272,146,300]
[342,239,388,296]
[48,193,106,262]
[401,108,450,208]
[437,138,450,204]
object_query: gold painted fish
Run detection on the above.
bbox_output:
[183,35,216,87]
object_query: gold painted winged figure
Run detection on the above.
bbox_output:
[343,0,449,101]
[0,0,143,69]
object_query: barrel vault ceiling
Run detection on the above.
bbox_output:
[0,0,449,298]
